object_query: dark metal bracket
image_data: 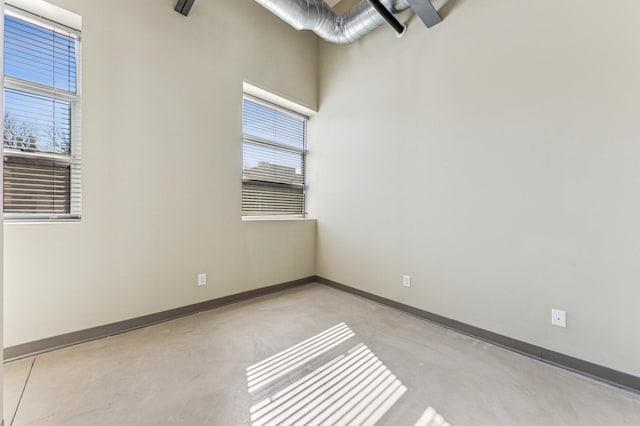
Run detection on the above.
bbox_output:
[175,0,196,16]
[406,0,442,28]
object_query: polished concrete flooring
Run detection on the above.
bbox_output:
[4,283,640,425]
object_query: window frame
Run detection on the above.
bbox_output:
[242,93,308,218]
[3,5,82,222]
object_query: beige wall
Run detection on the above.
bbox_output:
[3,0,318,347]
[308,0,640,376]
[5,0,640,383]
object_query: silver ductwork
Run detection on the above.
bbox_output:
[255,0,414,44]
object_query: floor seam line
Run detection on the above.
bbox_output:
[10,357,36,426]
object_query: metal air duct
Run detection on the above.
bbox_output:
[254,0,441,44]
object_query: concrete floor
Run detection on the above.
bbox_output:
[4,283,640,425]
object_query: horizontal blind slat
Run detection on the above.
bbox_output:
[3,156,71,214]
[242,96,306,216]
[4,14,78,93]
[3,10,81,220]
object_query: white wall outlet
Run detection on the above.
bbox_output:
[198,273,207,286]
[403,275,411,288]
[551,309,566,327]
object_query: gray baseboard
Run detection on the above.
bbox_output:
[6,275,639,395]
[315,276,640,394]
[4,276,315,362]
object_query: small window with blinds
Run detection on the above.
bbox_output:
[242,95,306,217]
[3,7,81,220]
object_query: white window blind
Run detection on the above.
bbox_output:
[3,7,81,220]
[242,95,306,216]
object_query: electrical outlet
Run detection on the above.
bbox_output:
[403,275,411,288]
[551,309,566,328]
[198,273,207,286]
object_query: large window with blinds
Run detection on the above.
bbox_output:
[3,7,81,220]
[242,95,306,217]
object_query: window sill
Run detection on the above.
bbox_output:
[242,216,315,222]
[4,218,81,225]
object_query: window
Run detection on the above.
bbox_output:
[3,7,81,220]
[242,95,306,217]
